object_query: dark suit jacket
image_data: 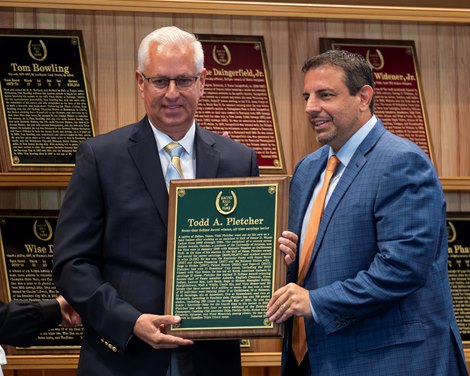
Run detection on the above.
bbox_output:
[282,120,468,376]
[53,117,259,376]
[0,300,61,346]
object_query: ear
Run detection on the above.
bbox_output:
[358,85,373,112]
[135,70,145,97]
[198,67,207,96]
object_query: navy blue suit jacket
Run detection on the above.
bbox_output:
[282,120,467,376]
[53,117,259,375]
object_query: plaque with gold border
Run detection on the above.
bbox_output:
[0,29,96,174]
[196,35,286,175]
[165,176,289,339]
[0,210,82,355]
[446,212,470,345]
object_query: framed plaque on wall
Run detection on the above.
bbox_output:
[0,29,96,174]
[0,210,82,355]
[196,35,286,175]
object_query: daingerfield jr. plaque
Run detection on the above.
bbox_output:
[165,176,289,339]
[196,35,285,175]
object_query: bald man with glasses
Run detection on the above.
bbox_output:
[53,26,297,376]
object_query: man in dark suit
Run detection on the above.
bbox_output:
[267,50,468,375]
[0,295,80,346]
[53,26,296,376]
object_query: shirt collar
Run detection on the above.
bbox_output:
[329,115,377,167]
[149,120,196,157]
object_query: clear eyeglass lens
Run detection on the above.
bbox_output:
[147,76,198,90]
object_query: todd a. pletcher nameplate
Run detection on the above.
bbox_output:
[165,176,289,339]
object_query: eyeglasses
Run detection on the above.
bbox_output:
[140,72,201,91]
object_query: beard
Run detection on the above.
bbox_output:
[315,127,337,145]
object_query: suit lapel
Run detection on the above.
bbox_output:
[128,118,169,227]
[195,125,220,178]
[306,121,387,276]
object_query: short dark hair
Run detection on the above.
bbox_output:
[302,49,375,112]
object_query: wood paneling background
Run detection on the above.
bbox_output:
[0,5,469,375]
[1,7,470,208]
[0,8,469,177]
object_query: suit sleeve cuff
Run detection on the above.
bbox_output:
[38,300,62,328]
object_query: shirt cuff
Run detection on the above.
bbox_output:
[310,299,319,323]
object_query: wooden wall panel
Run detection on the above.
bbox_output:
[456,25,470,176]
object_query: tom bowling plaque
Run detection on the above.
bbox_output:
[196,35,285,174]
[447,214,470,343]
[0,211,82,354]
[320,38,433,162]
[165,176,288,339]
[0,29,96,173]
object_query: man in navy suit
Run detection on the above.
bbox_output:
[53,26,296,376]
[267,50,468,375]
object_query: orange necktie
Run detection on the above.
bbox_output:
[292,155,340,365]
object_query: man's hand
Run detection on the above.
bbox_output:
[56,295,82,327]
[279,231,298,266]
[133,314,193,349]
[266,283,311,323]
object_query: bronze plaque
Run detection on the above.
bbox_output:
[165,176,289,339]
[0,210,82,354]
[196,35,285,174]
[320,38,433,162]
[0,29,96,173]
[447,214,470,343]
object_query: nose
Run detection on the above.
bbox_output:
[164,80,180,98]
[305,96,320,115]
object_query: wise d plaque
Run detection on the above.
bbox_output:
[0,210,82,354]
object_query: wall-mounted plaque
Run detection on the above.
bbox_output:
[447,214,470,343]
[320,38,433,162]
[165,176,289,339]
[196,35,285,175]
[0,210,82,354]
[0,29,96,173]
